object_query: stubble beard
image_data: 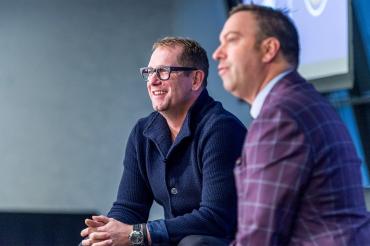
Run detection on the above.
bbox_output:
[152,99,169,112]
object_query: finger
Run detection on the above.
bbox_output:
[81,228,90,237]
[96,218,123,232]
[86,218,105,228]
[92,215,110,224]
[89,232,110,241]
[92,239,113,246]
[81,227,98,237]
[81,238,92,246]
[96,219,116,232]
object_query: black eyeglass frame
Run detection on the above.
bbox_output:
[139,66,198,81]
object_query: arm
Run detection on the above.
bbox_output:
[234,108,311,245]
[80,124,154,246]
[148,118,246,244]
[108,124,153,223]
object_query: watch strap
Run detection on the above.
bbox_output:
[142,223,148,246]
[133,224,141,232]
[129,224,144,245]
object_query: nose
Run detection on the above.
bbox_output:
[147,73,162,85]
[212,44,224,61]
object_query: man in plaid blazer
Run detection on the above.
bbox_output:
[213,4,370,246]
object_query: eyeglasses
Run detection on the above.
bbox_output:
[139,66,197,82]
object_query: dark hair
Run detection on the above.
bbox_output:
[153,37,209,87]
[230,4,300,67]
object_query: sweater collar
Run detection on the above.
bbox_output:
[143,89,212,157]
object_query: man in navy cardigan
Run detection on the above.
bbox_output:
[80,37,246,245]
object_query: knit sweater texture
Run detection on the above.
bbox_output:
[108,89,246,244]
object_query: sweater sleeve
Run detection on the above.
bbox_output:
[107,123,153,224]
[157,117,246,244]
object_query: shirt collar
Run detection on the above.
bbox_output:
[250,69,292,119]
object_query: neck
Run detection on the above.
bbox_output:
[248,62,293,104]
[166,115,186,141]
[161,90,202,141]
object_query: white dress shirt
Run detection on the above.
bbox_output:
[250,70,292,119]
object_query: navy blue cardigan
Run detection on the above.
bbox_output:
[108,89,246,244]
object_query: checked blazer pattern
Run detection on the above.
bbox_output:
[234,71,370,246]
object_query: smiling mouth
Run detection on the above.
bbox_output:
[152,90,167,96]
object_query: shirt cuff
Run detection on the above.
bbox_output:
[147,219,169,244]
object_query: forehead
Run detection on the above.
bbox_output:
[148,45,183,67]
[220,11,257,39]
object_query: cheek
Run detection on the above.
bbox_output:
[228,51,242,71]
[169,82,180,93]
[235,52,250,70]
[146,84,151,94]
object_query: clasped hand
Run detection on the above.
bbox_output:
[80,215,133,246]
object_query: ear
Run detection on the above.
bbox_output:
[261,37,280,63]
[191,70,205,91]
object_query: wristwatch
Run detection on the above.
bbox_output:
[128,224,144,245]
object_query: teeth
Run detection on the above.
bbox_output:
[153,90,167,95]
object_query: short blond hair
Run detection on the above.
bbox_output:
[153,37,209,87]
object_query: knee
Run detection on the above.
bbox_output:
[177,235,229,246]
[178,235,205,246]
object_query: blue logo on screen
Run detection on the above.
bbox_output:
[304,0,328,17]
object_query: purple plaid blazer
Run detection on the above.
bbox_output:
[234,71,370,245]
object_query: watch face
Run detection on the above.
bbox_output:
[129,230,144,245]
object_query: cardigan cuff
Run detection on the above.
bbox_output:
[147,219,169,244]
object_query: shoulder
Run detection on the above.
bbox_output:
[204,100,245,126]
[127,111,159,140]
[263,74,334,125]
[191,90,245,131]
[132,112,158,130]
[253,75,341,147]
[200,101,246,133]
[192,101,246,150]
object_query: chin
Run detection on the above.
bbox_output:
[222,80,236,94]
[231,91,244,101]
[153,104,168,112]
[153,105,161,111]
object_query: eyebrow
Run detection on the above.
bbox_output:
[222,31,242,40]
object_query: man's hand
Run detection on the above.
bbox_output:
[80,215,133,246]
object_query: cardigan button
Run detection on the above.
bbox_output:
[170,187,178,195]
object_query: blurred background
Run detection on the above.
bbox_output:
[0,0,369,245]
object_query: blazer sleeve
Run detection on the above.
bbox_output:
[234,107,312,246]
